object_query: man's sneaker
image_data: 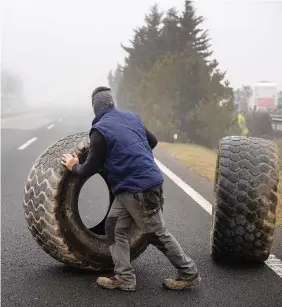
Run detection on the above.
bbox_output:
[96,276,136,292]
[163,272,201,290]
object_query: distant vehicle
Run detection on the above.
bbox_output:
[249,81,278,112]
[278,91,282,109]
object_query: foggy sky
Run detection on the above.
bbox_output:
[2,0,282,107]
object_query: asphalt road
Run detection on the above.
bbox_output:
[1,109,282,307]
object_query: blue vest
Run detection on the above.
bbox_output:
[92,107,164,195]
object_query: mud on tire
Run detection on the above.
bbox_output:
[210,136,279,263]
[23,132,149,271]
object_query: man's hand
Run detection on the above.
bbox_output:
[61,152,79,171]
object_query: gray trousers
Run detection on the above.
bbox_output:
[105,185,198,285]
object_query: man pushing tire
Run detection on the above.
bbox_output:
[61,86,200,291]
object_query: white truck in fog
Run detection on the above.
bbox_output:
[249,81,278,112]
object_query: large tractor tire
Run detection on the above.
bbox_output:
[23,132,149,271]
[211,136,279,263]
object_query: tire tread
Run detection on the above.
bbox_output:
[211,136,279,262]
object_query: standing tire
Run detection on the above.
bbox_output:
[210,136,279,263]
[23,132,149,271]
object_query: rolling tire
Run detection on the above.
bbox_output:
[210,136,279,263]
[23,132,149,271]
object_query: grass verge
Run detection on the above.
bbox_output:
[159,141,282,226]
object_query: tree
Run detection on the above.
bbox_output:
[109,1,234,148]
[107,70,114,89]
[116,1,218,111]
[135,44,234,146]
[1,69,26,112]
[107,64,123,104]
[161,8,181,54]
[116,4,164,110]
[1,69,22,97]
[134,52,182,140]
[179,0,212,59]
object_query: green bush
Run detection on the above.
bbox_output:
[245,111,273,138]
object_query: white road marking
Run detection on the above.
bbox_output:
[155,158,282,279]
[18,137,38,150]
[265,255,282,278]
[47,124,54,130]
[58,118,63,122]
[156,159,212,215]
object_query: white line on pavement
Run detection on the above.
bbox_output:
[156,159,212,215]
[47,124,54,130]
[265,255,282,277]
[18,137,38,150]
[58,118,63,122]
[155,158,282,279]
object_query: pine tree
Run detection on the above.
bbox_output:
[161,8,181,54]
[120,4,163,71]
[109,1,234,147]
[135,44,234,146]
[117,4,164,110]
[179,0,212,59]
[107,70,114,88]
[107,64,123,106]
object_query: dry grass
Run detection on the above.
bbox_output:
[159,141,282,225]
[160,142,217,183]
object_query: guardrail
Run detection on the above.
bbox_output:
[270,114,282,133]
[270,112,282,118]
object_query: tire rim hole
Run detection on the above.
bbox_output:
[78,174,110,235]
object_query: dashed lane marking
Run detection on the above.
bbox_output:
[47,124,54,130]
[18,137,38,150]
[155,158,282,279]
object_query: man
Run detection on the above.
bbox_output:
[237,110,249,136]
[61,86,200,292]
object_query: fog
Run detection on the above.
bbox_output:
[2,0,282,108]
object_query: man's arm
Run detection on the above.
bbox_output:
[71,129,107,178]
[144,127,158,149]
